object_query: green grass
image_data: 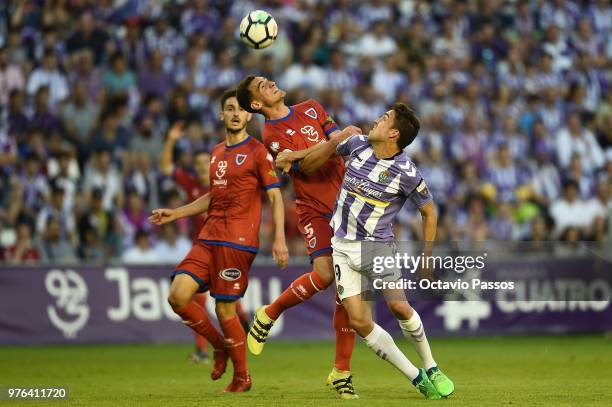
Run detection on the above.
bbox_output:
[1,335,611,406]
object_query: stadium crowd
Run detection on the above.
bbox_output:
[0,0,611,264]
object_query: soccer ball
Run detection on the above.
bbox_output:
[239,10,278,49]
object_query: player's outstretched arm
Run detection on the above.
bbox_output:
[149,193,211,226]
[276,126,360,175]
[266,187,288,269]
[160,122,184,176]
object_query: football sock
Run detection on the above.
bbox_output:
[364,323,420,380]
[265,271,327,320]
[174,300,224,350]
[333,300,355,371]
[399,311,437,370]
[193,293,208,351]
[220,315,248,379]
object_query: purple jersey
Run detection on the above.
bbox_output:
[331,135,432,241]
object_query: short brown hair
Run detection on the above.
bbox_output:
[236,75,259,113]
[220,88,237,110]
[392,103,420,149]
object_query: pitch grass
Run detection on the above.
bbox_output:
[1,335,611,406]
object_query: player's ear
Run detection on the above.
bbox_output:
[389,128,400,141]
[250,100,262,111]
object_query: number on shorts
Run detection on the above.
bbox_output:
[334,264,341,281]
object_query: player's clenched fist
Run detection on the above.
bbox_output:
[272,237,289,269]
[275,149,295,174]
[148,208,177,225]
[338,125,362,141]
[167,121,184,141]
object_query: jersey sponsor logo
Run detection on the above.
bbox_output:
[300,125,320,143]
[214,160,228,186]
[236,154,247,166]
[345,175,384,199]
[304,107,318,119]
[219,268,242,281]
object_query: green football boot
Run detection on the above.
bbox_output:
[412,368,442,400]
[427,366,455,397]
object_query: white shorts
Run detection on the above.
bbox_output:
[331,236,401,301]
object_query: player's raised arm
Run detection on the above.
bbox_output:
[266,187,288,269]
[149,193,211,226]
[160,122,184,176]
[276,125,361,175]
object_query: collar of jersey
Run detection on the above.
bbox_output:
[265,106,294,123]
[225,135,251,149]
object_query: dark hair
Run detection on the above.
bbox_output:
[194,150,210,159]
[220,88,237,110]
[392,103,420,149]
[236,75,258,113]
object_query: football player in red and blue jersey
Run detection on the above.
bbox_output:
[236,75,360,399]
[151,89,288,393]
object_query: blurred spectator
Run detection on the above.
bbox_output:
[352,20,397,58]
[30,86,61,136]
[40,217,77,263]
[65,11,110,64]
[36,184,75,242]
[549,179,597,238]
[82,149,123,211]
[3,218,43,264]
[153,223,192,263]
[138,49,174,102]
[60,81,100,155]
[26,50,68,107]
[0,45,25,107]
[102,52,137,96]
[556,112,605,174]
[281,46,325,93]
[122,229,159,264]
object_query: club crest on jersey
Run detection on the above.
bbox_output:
[304,107,318,119]
[271,141,280,152]
[378,169,390,183]
[220,268,241,281]
[235,154,247,165]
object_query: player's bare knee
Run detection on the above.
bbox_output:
[312,256,334,285]
[167,288,192,309]
[347,313,371,336]
[215,300,237,322]
[388,301,413,320]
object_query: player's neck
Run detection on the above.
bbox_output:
[264,102,290,120]
[371,142,401,160]
[225,129,249,147]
